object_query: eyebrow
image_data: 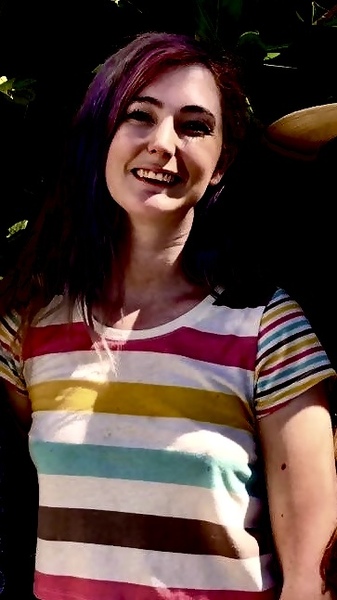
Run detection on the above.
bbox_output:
[132,95,217,122]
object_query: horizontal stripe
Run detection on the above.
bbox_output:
[25,349,254,395]
[23,322,257,369]
[257,366,332,401]
[35,539,275,591]
[262,288,295,319]
[31,412,256,459]
[30,440,259,495]
[257,351,331,394]
[39,474,262,528]
[258,330,321,363]
[29,380,254,429]
[258,342,320,375]
[23,322,92,360]
[38,506,272,558]
[256,371,332,416]
[34,572,277,600]
[93,301,263,339]
[30,295,263,337]
[260,308,308,342]
[258,292,309,353]
[94,330,256,370]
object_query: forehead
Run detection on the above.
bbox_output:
[136,64,222,117]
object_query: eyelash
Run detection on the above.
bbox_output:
[183,120,212,136]
[126,109,154,123]
[125,109,213,137]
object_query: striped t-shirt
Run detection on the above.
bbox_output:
[0,287,334,600]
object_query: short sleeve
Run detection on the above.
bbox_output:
[254,288,336,418]
[0,311,27,394]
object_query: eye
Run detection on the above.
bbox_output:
[181,120,213,137]
[125,109,154,124]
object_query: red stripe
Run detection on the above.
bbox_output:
[22,323,257,369]
[35,572,277,600]
[22,322,93,361]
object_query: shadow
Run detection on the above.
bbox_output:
[0,394,38,599]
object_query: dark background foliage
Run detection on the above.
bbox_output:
[1,0,337,254]
[0,2,337,597]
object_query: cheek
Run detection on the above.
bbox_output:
[192,146,222,182]
[105,153,119,198]
[105,138,124,185]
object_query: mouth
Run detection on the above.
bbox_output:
[132,168,181,186]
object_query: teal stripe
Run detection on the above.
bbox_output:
[257,353,328,392]
[29,439,260,496]
[258,318,309,352]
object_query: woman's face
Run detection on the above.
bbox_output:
[105,64,223,222]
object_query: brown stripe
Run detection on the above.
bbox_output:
[38,506,272,558]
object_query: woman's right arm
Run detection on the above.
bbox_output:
[0,310,32,431]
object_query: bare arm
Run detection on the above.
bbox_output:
[258,381,337,600]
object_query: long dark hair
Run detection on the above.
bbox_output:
[0,31,271,331]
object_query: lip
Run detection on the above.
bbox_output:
[131,165,183,185]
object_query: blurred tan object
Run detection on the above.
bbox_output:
[262,103,337,160]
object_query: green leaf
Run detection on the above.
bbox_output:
[6,220,28,238]
[195,0,244,44]
[0,76,36,105]
[0,77,16,95]
[13,78,36,90]
[265,52,281,60]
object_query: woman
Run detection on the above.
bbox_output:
[0,31,336,600]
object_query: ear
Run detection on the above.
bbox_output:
[209,169,224,186]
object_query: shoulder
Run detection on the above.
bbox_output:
[0,309,22,355]
[255,288,336,417]
[258,287,318,344]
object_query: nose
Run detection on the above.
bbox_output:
[147,117,179,157]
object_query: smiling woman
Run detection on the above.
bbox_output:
[0,31,336,600]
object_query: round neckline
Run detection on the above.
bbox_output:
[91,294,214,340]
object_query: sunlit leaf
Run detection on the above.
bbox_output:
[6,220,28,239]
[0,76,36,105]
[265,52,281,60]
[0,77,16,96]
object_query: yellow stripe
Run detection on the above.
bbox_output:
[29,380,254,431]
[260,334,319,369]
[261,298,298,327]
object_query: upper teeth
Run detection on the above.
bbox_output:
[136,169,175,183]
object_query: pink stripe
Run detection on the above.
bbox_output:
[22,322,93,361]
[22,323,256,369]
[35,572,277,600]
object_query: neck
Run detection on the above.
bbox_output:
[124,211,193,293]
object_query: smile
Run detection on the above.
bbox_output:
[132,168,179,185]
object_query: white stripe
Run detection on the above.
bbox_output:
[24,350,253,398]
[31,295,263,337]
[38,474,262,529]
[30,412,256,460]
[36,539,274,591]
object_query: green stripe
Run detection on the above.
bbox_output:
[30,439,260,496]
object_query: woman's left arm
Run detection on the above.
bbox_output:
[259,381,337,600]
